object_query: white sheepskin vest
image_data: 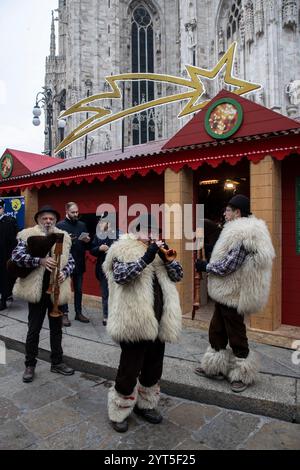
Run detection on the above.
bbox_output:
[102,234,182,344]
[13,225,72,305]
[208,216,275,315]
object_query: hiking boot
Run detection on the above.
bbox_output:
[134,406,163,424]
[231,381,248,393]
[110,419,128,433]
[51,363,74,376]
[23,366,35,383]
[75,313,90,323]
[194,367,225,381]
[62,314,71,327]
[102,319,107,326]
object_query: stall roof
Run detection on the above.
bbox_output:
[163,89,300,150]
[0,91,300,192]
[0,148,61,181]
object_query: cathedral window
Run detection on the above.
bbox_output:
[227,1,241,42]
[131,5,155,145]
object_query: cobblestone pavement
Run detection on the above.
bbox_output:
[1,349,300,450]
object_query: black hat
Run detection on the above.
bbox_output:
[0,198,5,208]
[34,205,60,223]
[136,213,161,234]
[228,195,251,216]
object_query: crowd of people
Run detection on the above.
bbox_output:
[0,195,275,433]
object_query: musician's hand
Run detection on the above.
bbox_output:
[142,242,160,264]
[158,243,169,263]
[40,257,57,272]
[99,244,109,252]
[58,271,66,284]
[195,259,208,273]
[82,236,91,243]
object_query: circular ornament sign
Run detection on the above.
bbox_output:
[205,98,243,139]
[0,153,13,178]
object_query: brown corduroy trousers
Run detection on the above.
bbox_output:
[208,302,249,358]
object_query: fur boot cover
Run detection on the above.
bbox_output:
[201,346,231,376]
[137,382,160,410]
[108,386,137,423]
[227,351,259,385]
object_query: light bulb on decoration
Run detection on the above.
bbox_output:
[199,179,219,186]
[224,179,239,190]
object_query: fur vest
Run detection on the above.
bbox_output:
[13,225,72,305]
[102,234,182,344]
[208,216,275,315]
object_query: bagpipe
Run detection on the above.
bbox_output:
[7,233,58,279]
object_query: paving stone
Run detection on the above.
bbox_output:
[28,420,104,450]
[241,421,300,450]
[54,371,107,392]
[62,386,107,417]
[0,420,37,450]
[111,419,187,450]
[20,401,83,438]
[0,397,21,425]
[12,380,75,411]
[0,316,18,328]
[165,402,221,430]
[174,439,212,450]
[192,411,261,450]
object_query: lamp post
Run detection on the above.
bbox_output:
[32,87,66,157]
[84,79,93,159]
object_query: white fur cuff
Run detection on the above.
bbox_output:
[137,382,160,410]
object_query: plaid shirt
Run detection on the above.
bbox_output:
[11,239,75,278]
[206,242,248,277]
[112,257,183,285]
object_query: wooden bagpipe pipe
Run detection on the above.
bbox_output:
[7,233,60,279]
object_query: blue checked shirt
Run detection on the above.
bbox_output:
[112,257,183,285]
[206,242,248,277]
[11,239,75,278]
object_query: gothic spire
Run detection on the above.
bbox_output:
[50,10,56,57]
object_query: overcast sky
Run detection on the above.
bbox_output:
[0,0,57,157]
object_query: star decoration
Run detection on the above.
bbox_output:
[179,41,261,116]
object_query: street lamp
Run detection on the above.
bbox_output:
[84,79,93,159]
[32,87,66,157]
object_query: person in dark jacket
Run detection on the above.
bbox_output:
[0,199,18,310]
[56,202,91,325]
[90,212,119,326]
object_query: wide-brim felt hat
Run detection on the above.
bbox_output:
[34,205,60,223]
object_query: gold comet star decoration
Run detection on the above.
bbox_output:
[55,42,261,154]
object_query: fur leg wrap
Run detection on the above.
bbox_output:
[137,382,160,410]
[201,346,231,376]
[107,386,137,423]
[227,351,259,385]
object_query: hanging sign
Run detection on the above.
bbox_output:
[3,196,25,230]
[204,97,243,139]
[0,153,13,179]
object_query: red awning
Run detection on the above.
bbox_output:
[0,133,299,192]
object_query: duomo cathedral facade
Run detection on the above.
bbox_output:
[45,0,300,158]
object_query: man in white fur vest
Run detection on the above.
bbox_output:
[195,195,275,393]
[11,206,75,383]
[102,214,183,432]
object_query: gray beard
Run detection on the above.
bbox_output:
[39,224,55,234]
